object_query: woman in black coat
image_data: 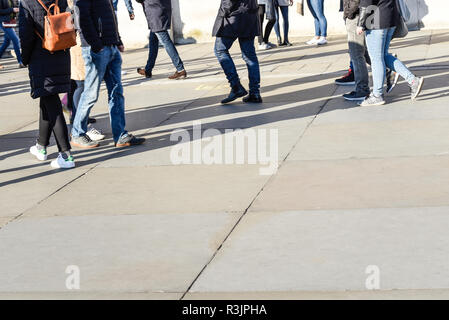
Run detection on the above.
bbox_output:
[19,0,75,169]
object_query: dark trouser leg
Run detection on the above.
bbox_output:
[258,5,266,44]
[145,32,159,74]
[38,94,71,152]
[346,16,370,95]
[71,80,85,124]
[214,37,240,88]
[263,19,276,44]
[239,37,261,95]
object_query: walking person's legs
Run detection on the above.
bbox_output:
[0,27,23,65]
[343,16,370,101]
[239,37,262,103]
[361,28,388,106]
[280,6,290,44]
[274,4,282,44]
[214,36,248,104]
[71,46,109,148]
[258,5,266,45]
[0,25,11,58]
[306,0,321,44]
[137,31,159,78]
[383,27,424,99]
[154,31,187,79]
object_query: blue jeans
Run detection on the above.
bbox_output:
[145,31,184,73]
[72,46,127,143]
[70,80,84,124]
[214,36,261,95]
[0,25,22,63]
[365,27,415,96]
[307,0,327,37]
[274,5,289,41]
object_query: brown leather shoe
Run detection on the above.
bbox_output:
[168,70,187,80]
[137,67,152,78]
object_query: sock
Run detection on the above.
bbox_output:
[36,143,47,154]
[60,151,72,161]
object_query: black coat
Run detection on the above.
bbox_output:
[141,0,172,32]
[212,0,260,38]
[76,0,122,52]
[19,0,71,99]
[359,0,400,29]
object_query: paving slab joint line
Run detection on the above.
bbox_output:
[179,84,339,300]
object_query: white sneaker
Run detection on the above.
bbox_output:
[306,37,319,45]
[30,145,47,161]
[258,42,270,50]
[86,126,105,141]
[51,153,75,169]
[317,37,328,45]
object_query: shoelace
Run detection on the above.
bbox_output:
[88,127,102,135]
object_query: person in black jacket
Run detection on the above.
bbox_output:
[213,0,262,104]
[0,0,24,67]
[136,0,187,80]
[19,0,74,169]
[357,0,424,106]
[71,0,145,149]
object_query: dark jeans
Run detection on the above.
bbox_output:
[274,5,289,42]
[38,94,71,152]
[214,36,260,95]
[0,25,22,64]
[69,80,85,124]
[145,31,184,73]
[258,4,276,44]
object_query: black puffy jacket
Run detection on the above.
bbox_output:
[359,0,400,30]
[140,0,171,33]
[75,0,122,53]
[212,0,260,38]
[19,0,71,99]
[0,0,14,22]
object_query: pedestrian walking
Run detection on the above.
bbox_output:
[19,0,75,169]
[274,0,293,46]
[71,0,145,148]
[213,0,262,104]
[67,0,104,141]
[305,0,328,45]
[357,0,424,106]
[136,0,187,80]
[258,0,277,50]
[0,0,24,67]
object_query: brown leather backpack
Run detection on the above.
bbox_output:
[35,0,76,53]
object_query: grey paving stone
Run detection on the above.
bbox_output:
[251,156,449,212]
[0,213,238,292]
[191,207,449,292]
[23,166,271,217]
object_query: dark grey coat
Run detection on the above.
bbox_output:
[19,0,71,99]
[212,0,260,38]
[141,0,172,32]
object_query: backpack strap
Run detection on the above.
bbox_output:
[36,0,60,15]
[36,0,49,13]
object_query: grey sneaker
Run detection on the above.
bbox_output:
[343,91,369,101]
[410,77,424,100]
[359,93,386,107]
[71,135,100,149]
[115,133,145,148]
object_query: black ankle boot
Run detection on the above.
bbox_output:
[221,84,248,104]
[243,93,263,104]
[277,37,283,46]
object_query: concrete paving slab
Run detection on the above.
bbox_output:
[24,166,270,217]
[0,212,238,292]
[0,168,91,218]
[0,292,182,300]
[191,207,449,292]
[0,218,11,229]
[252,156,449,212]
[288,119,449,161]
[184,289,449,300]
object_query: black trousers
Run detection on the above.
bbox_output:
[258,4,276,44]
[37,94,71,152]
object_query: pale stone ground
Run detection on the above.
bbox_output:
[1,30,449,300]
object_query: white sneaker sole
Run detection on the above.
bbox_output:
[51,160,75,169]
[30,146,47,161]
